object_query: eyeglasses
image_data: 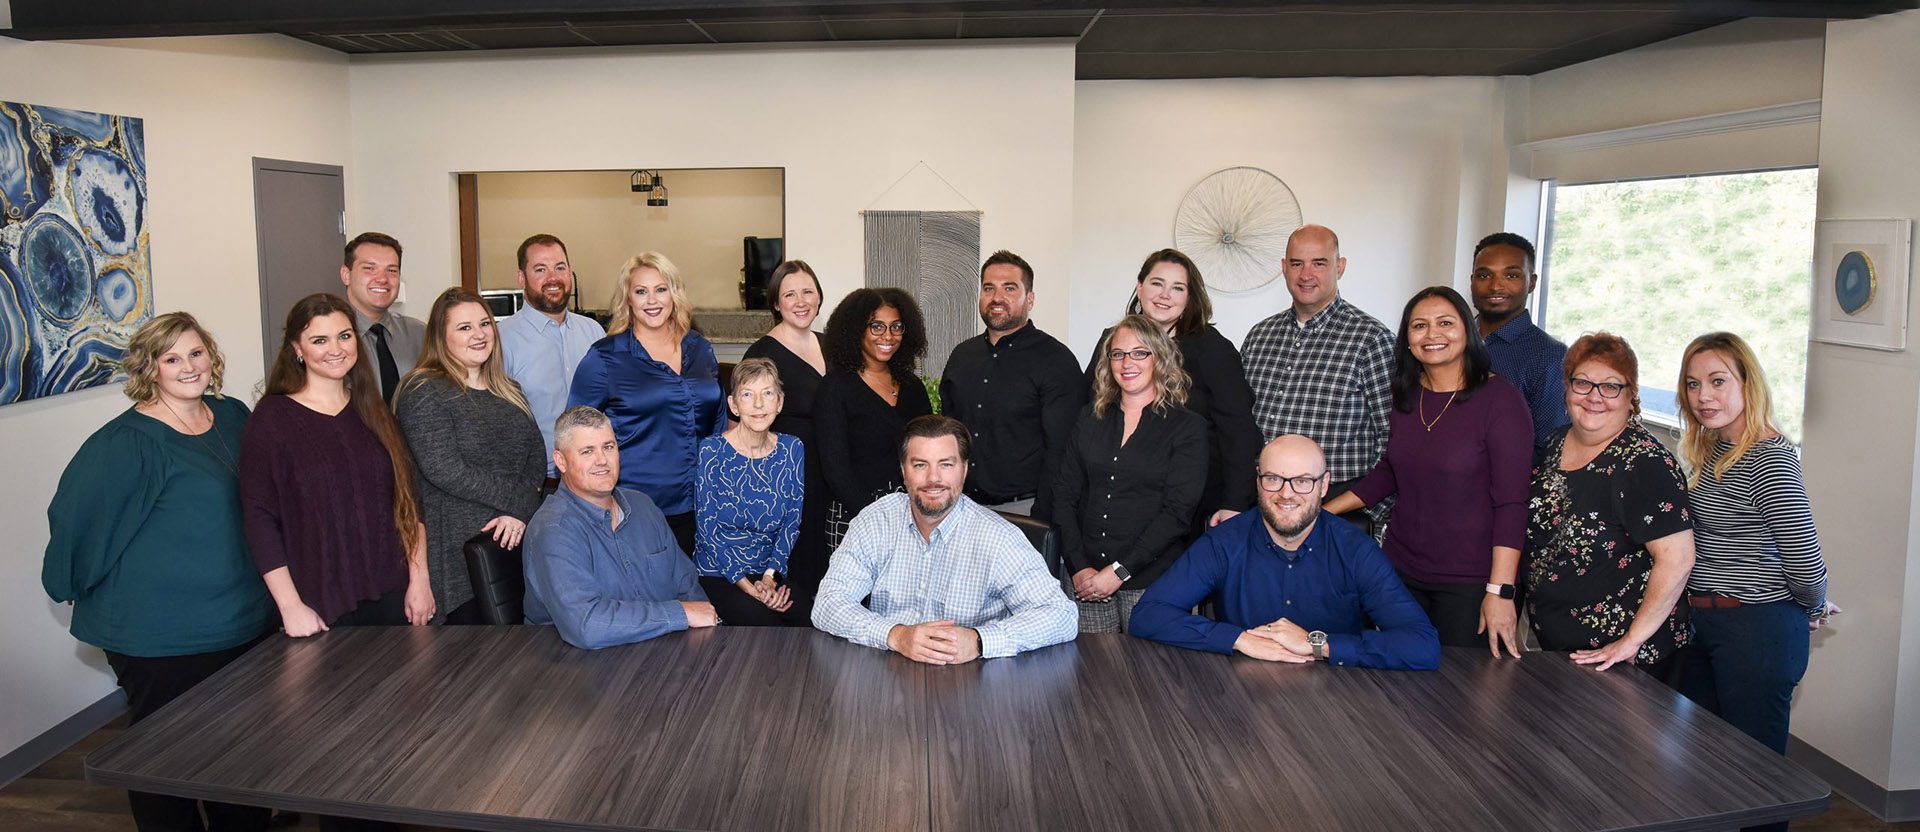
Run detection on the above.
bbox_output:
[1107,348,1153,362]
[866,321,906,336]
[1257,471,1326,494]
[1569,377,1629,399]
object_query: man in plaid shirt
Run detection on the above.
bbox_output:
[1238,225,1394,529]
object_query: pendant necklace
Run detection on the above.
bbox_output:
[1419,388,1459,432]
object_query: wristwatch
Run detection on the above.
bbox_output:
[1308,630,1328,660]
[1112,563,1133,583]
[1485,583,1516,599]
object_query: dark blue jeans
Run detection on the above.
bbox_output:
[1680,600,1810,832]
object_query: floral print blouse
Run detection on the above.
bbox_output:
[1524,421,1693,663]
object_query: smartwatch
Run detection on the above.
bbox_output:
[1112,563,1133,583]
[1485,583,1516,599]
[1308,630,1329,660]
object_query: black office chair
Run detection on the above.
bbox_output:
[463,532,526,625]
[995,511,1060,579]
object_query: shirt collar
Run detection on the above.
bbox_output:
[987,322,1033,350]
[1481,309,1537,344]
[1248,508,1332,563]
[1294,296,1346,331]
[903,492,974,547]
[558,483,631,530]
[616,328,693,359]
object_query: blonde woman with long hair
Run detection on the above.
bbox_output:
[1676,332,1836,776]
[1052,314,1207,633]
[569,252,726,556]
[395,288,547,623]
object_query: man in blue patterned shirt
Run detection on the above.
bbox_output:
[813,415,1077,663]
[1238,225,1394,529]
[1470,232,1569,457]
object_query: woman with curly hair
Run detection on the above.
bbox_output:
[1055,314,1207,632]
[813,287,931,546]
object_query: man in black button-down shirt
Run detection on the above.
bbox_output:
[940,251,1086,522]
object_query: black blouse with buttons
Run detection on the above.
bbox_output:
[1051,402,1209,589]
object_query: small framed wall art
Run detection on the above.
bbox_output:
[1811,218,1913,352]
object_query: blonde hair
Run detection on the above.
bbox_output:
[397,288,533,418]
[1091,314,1190,417]
[121,312,227,403]
[1677,331,1780,486]
[607,252,692,338]
[729,357,783,396]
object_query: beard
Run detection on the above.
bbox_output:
[979,306,1027,333]
[1259,495,1319,539]
[913,490,957,520]
[526,283,571,315]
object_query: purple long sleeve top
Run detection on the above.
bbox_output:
[1350,376,1533,585]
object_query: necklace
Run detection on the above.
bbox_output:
[1418,388,1459,432]
[158,397,241,475]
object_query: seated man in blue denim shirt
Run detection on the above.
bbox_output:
[1131,435,1440,670]
[813,415,1076,664]
[524,406,716,649]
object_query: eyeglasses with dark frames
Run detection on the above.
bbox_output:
[1568,377,1628,399]
[1107,348,1153,362]
[1257,471,1327,494]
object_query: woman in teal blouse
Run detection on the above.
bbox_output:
[43,312,275,832]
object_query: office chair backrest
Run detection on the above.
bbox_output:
[463,532,526,625]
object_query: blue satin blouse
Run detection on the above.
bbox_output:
[569,329,727,515]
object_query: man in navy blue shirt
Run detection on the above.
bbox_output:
[523,406,717,649]
[1130,435,1440,670]
[1471,232,1570,455]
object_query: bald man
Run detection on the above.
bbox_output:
[1237,225,1394,531]
[1130,435,1439,670]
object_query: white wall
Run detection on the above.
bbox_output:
[349,41,1078,341]
[1070,76,1518,361]
[474,168,785,309]
[1797,8,1920,794]
[0,34,349,761]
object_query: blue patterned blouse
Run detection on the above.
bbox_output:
[693,433,805,583]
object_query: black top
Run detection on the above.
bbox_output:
[743,334,825,449]
[1083,323,1261,520]
[939,323,1085,519]
[815,369,933,513]
[1524,422,1694,662]
[1053,403,1209,588]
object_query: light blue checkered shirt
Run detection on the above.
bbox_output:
[812,493,1077,658]
[498,309,606,475]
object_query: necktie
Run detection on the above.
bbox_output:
[368,322,400,403]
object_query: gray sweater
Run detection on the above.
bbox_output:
[395,375,546,620]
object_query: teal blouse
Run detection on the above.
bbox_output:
[43,396,275,657]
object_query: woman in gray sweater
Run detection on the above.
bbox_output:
[396,288,547,623]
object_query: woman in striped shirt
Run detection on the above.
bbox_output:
[1677,332,1838,769]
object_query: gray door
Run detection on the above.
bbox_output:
[252,159,345,373]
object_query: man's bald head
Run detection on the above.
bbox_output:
[1286,224,1341,257]
[1261,434,1326,478]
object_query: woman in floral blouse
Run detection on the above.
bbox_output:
[1523,332,1696,684]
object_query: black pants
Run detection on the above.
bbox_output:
[699,576,813,627]
[665,511,697,560]
[105,640,272,832]
[1397,573,1486,648]
[328,590,407,627]
[442,598,485,625]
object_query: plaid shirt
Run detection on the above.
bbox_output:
[1240,296,1395,484]
[812,492,1077,658]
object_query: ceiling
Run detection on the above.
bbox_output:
[5,1,1914,79]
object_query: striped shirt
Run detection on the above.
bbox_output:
[811,492,1077,658]
[1240,297,1395,484]
[1686,437,1828,615]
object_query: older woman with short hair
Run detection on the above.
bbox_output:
[45,312,275,831]
[569,252,727,556]
[694,357,809,626]
[1055,314,1208,633]
[1524,332,1695,682]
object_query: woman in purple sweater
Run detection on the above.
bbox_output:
[241,293,433,636]
[1325,286,1532,656]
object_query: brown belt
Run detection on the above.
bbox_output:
[1688,594,1743,609]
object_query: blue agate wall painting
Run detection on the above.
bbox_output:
[0,101,151,405]
[1811,218,1913,353]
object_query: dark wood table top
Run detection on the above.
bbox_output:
[87,627,1828,832]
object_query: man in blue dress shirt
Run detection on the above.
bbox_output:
[1471,232,1570,455]
[523,406,717,649]
[1131,435,1440,670]
[498,234,607,480]
[814,415,1077,664]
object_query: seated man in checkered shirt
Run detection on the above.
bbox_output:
[813,415,1077,664]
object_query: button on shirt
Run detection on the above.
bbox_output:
[1481,310,1571,453]
[940,323,1085,518]
[812,493,1077,659]
[522,485,707,650]
[499,310,606,475]
[1240,297,1394,485]
[568,330,726,516]
[1129,510,1441,670]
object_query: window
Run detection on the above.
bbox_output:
[1540,168,1817,439]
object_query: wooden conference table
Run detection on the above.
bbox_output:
[87,626,1828,831]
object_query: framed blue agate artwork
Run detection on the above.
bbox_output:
[1812,218,1913,353]
[0,101,150,405]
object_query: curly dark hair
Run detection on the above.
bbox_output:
[823,287,927,376]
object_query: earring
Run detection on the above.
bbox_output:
[296,354,305,364]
